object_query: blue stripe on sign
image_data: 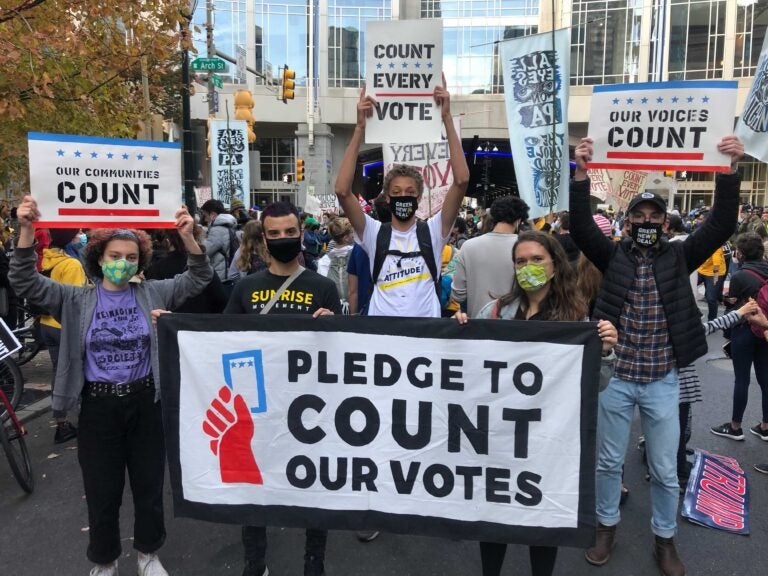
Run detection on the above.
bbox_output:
[593,80,739,93]
[27,132,180,149]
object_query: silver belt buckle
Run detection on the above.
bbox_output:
[115,383,129,397]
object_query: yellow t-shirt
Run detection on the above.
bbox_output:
[697,248,725,277]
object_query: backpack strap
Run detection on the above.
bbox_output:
[372,222,393,286]
[371,221,440,297]
[415,220,439,288]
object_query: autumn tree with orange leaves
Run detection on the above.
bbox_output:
[0,0,195,189]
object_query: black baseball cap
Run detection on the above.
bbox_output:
[627,191,667,214]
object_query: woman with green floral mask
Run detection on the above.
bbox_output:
[453,229,618,576]
[9,196,214,576]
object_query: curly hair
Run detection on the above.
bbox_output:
[84,229,153,279]
[383,164,424,197]
[498,230,587,321]
[236,219,270,272]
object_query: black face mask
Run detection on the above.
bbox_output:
[389,196,419,222]
[266,237,302,263]
[631,222,662,247]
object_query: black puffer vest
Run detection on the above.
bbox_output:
[592,239,705,368]
[569,172,741,370]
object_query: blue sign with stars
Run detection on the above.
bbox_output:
[28,132,181,229]
[222,350,266,414]
[588,80,738,172]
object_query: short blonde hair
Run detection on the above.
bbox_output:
[328,217,353,243]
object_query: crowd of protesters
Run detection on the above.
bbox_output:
[3,84,768,576]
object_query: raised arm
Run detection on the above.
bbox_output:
[568,138,616,272]
[438,76,469,238]
[334,86,375,238]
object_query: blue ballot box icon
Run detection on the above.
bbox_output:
[222,350,267,414]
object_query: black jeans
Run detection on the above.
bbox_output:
[78,385,166,564]
[731,323,768,423]
[479,542,558,576]
[242,525,327,574]
[39,324,65,419]
[677,402,691,480]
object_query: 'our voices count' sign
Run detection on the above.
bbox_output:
[159,315,600,546]
[28,132,181,228]
[588,80,737,172]
[364,20,443,144]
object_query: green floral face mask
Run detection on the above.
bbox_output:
[515,263,549,292]
[101,259,138,285]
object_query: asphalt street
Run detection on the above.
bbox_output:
[1,330,767,575]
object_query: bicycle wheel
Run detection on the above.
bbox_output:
[13,306,42,366]
[0,419,34,493]
[0,358,24,420]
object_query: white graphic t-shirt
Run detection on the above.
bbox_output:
[356,212,449,318]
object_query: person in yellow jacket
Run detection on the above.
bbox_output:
[41,228,88,443]
[697,246,725,321]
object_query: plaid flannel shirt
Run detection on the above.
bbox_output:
[614,248,676,383]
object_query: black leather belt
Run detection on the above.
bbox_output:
[83,374,154,398]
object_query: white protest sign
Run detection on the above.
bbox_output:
[28,133,180,229]
[0,318,22,362]
[735,34,768,163]
[501,29,571,219]
[383,115,462,219]
[210,119,250,206]
[364,20,443,144]
[587,169,611,202]
[589,80,737,172]
[160,315,601,546]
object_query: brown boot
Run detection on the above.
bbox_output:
[653,536,686,576]
[585,523,617,566]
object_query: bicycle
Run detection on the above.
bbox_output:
[0,358,34,493]
[0,355,24,421]
[9,303,43,366]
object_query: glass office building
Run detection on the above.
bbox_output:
[190,0,767,209]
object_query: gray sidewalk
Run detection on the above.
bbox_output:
[1,332,766,575]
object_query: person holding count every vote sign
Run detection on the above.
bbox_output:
[8,195,213,576]
[453,230,618,576]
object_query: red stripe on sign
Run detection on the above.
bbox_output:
[607,151,705,160]
[374,93,434,97]
[59,208,160,217]
[35,221,176,229]
[588,163,731,172]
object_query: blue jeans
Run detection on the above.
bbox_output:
[596,370,680,538]
[702,275,719,321]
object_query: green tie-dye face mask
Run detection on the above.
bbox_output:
[515,263,549,292]
[101,259,138,285]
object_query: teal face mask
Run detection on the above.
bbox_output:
[101,259,138,285]
[516,263,549,292]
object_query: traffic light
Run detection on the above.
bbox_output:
[234,90,256,143]
[281,65,295,103]
[296,158,305,182]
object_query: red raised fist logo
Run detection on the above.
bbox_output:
[202,386,263,484]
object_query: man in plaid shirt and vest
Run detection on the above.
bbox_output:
[568,135,744,576]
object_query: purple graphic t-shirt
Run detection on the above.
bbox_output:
[84,284,151,384]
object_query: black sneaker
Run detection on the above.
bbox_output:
[710,422,744,441]
[304,555,324,576]
[750,425,768,441]
[754,463,768,475]
[54,421,77,444]
[355,530,380,542]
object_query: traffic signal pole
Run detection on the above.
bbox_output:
[206,0,215,116]
[180,9,197,213]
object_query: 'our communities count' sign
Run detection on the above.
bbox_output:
[28,132,181,228]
